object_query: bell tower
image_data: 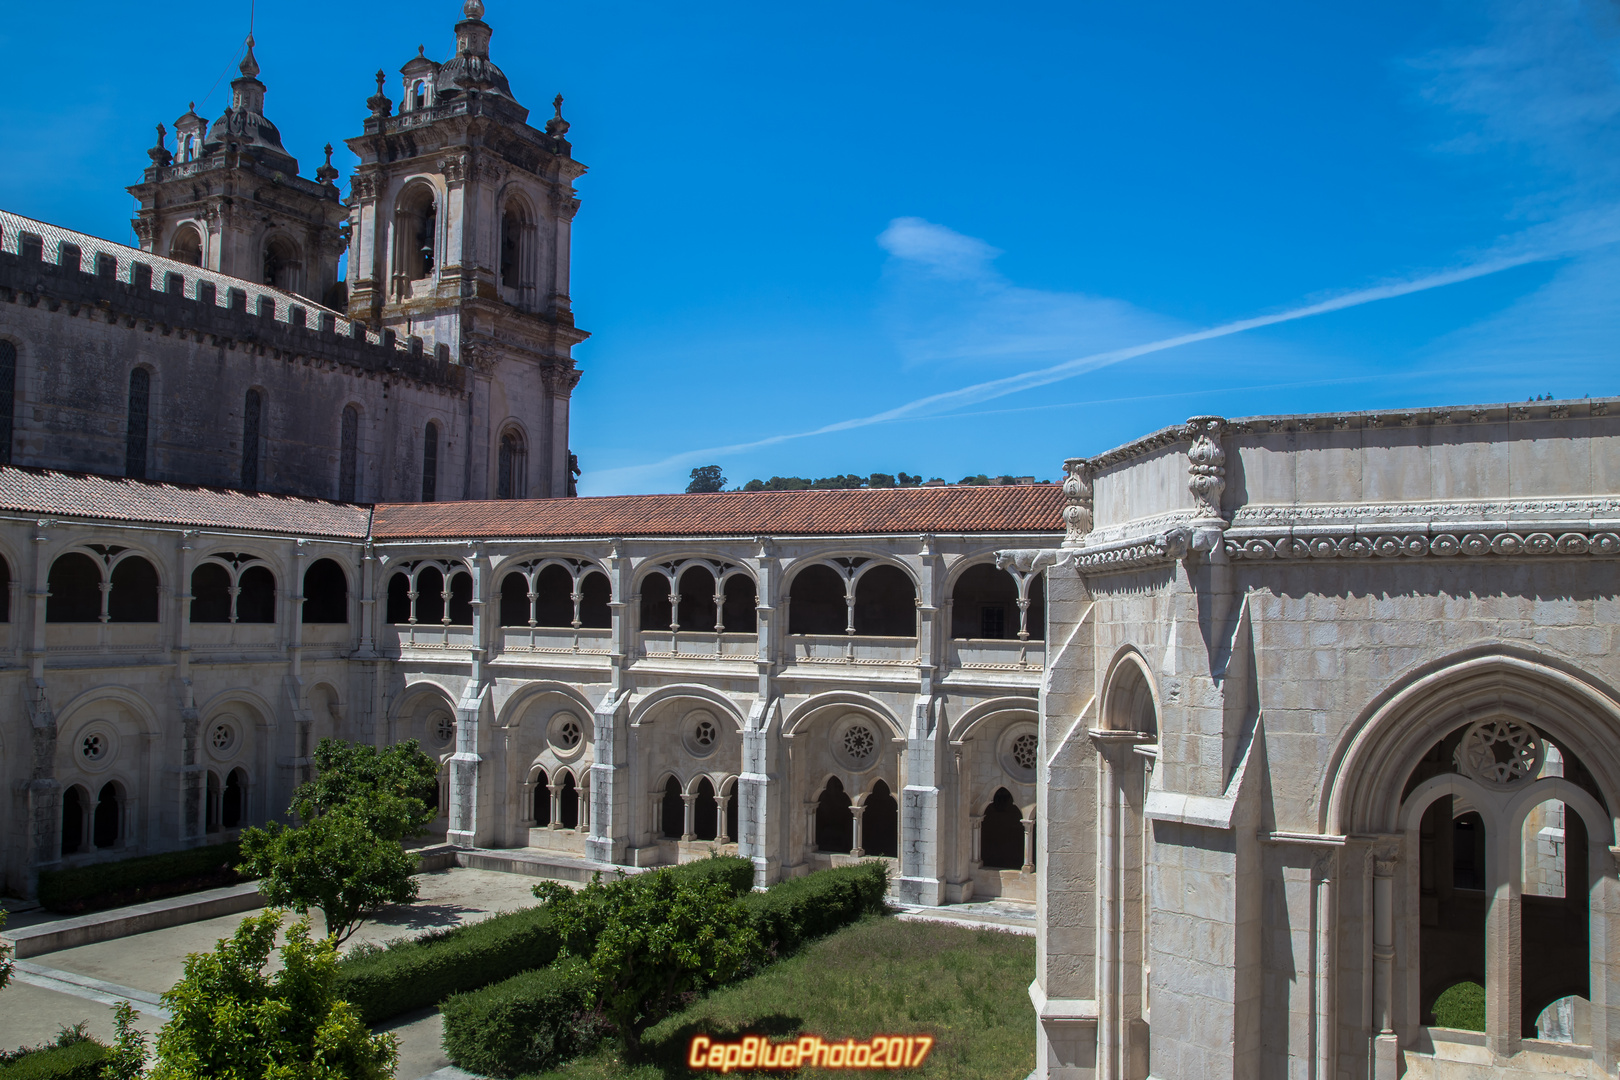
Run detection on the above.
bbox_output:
[128,36,347,305]
[344,0,588,500]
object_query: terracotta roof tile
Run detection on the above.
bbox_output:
[0,468,1063,541]
[0,467,371,537]
[370,485,1065,540]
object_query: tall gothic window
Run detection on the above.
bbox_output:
[422,422,439,502]
[125,368,150,479]
[338,405,359,501]
[0,340,15,467]
[241,389,262,490]
[497,429,524,500]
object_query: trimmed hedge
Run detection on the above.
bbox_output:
[742,860,890,956]
[334,856,755,1025]
[0,1038,108,1080]
[335,904,562,1025]
[439,958,598,1078]
[36,841,247,914]
[441,860,890,1076]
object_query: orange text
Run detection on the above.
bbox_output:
[687,1034,935,1072]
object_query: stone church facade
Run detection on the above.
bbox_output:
[1022,400,1620,1079]
[7,0,582,504]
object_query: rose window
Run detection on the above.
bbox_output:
[434,714,456,746]
[842,725,876,762]
[1455,718,1543,787]
[693,718,716,749]
[81,734,104,761]
[556,719,581,749]
[1012,733,1038,771]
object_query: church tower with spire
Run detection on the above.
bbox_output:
[128,36,347,306]
[344,0,588,500]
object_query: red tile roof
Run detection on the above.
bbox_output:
[0,468,1064,540]
[0,467,371,537]
[370,485,1065,540]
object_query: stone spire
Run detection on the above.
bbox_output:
[231,35,266,115]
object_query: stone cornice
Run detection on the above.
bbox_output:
[1068,527,1192,572]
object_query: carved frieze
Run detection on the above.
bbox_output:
[1224,528,1620,561]
[1069,527,1191,572]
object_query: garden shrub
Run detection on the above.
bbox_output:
[1432,980,1486,1031]
[0,1026,108,1080]
[438,958,598,1078]
[334,904,562,1024]
[742,860,889,956]
[663,854,754,896]
[36,842,247,914]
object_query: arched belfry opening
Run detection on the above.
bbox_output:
[392,183,438,296]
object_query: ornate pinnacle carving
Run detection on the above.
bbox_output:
[316,143,339,186]
[367,70,393,118]
[1184,416,1227,518]
[148,123,172,166]
[1061,457,1093,543]
[546,93,571,138]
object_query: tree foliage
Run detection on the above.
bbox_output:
[148,911,396,1080]
[741,472,927,491]
[292,738,438,842]
[103,1000,149,1080]
[237,810,418,945]
[543,872,759,1053]
[685,465,726,493]
[0,910,12,992]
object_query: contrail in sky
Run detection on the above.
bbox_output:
[590,240,1583,487]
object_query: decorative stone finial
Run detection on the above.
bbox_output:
[1184,416,1227,518]
[546,93,571,137]
[239,34,260,79]
[1061,458,1093,544]
[464,0,485,19]
[418,44,426,57]
[148,122,173,166]
[316,142,339,185]
[367,69,393,118]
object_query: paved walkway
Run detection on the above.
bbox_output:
[0,868,537,1078]
[894,897,1036,935]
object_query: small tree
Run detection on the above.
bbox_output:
[238,809,418,944]
[0,910,12,992]
[686,465,726,493]
[102,1001,149,1080]
[149,911,396,1080]
[294,738,438,842]
[548,871,758,1054]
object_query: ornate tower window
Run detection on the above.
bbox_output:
[393,184,438,295]
[169,225,203,266]
[497,428,525,499]
[262,234,302,295]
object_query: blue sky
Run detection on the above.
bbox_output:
[3,1,1617,494]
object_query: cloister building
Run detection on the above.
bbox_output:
[1021,399,1620,1080]
[0,472,1059,911]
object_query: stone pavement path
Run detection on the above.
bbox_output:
[0,867,537,1079]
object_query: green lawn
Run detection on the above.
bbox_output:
[520,915,1035,1079]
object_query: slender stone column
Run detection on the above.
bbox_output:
[1091,728,1148,1080]
[851,803,866,858]
[682,793,697,841]
[1370,840,1401,1079]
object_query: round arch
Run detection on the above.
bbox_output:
[628,684,747,732]
[781,690,906,741]
[948,695,1039,743]
[496,681,597,730]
